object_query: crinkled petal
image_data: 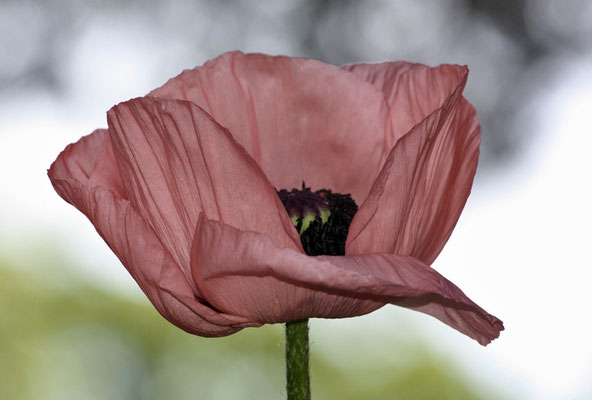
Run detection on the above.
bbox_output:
[343,61,469,145]
[347,84,480,265]
[49,132,258,337]
[150,51,391,203]
[342,61,416,106]
[191,217,503,346]
[47,129,125,198]
[107,96,302,279]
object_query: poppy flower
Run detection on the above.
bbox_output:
[49,51,503,345]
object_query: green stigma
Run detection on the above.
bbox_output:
[277,184,358,256]
[291,209,331,235]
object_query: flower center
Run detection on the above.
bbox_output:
[277,183,358,256]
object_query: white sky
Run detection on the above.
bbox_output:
[433,57,592,400]
[1,27,591,400]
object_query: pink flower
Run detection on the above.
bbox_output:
[49,51,503,345]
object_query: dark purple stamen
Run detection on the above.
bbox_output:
[277,183,358,257]
[277,182,329,220]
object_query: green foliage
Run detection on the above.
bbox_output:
[0,252,502,400]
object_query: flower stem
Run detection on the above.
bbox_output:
[285,319,311,400]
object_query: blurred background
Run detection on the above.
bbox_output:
[1,0,591,399]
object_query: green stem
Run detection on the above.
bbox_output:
[285,319,311,400]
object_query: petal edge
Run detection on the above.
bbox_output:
[192,217,503,345]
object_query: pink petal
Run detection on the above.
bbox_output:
[192,217,503,346]
[47,129,125,198]
[347,89,480,265]
[344,61,469,145]
[107,96,303,279]
[342,61,417,107]
[49,132,258,337]
[150,51,391,203]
